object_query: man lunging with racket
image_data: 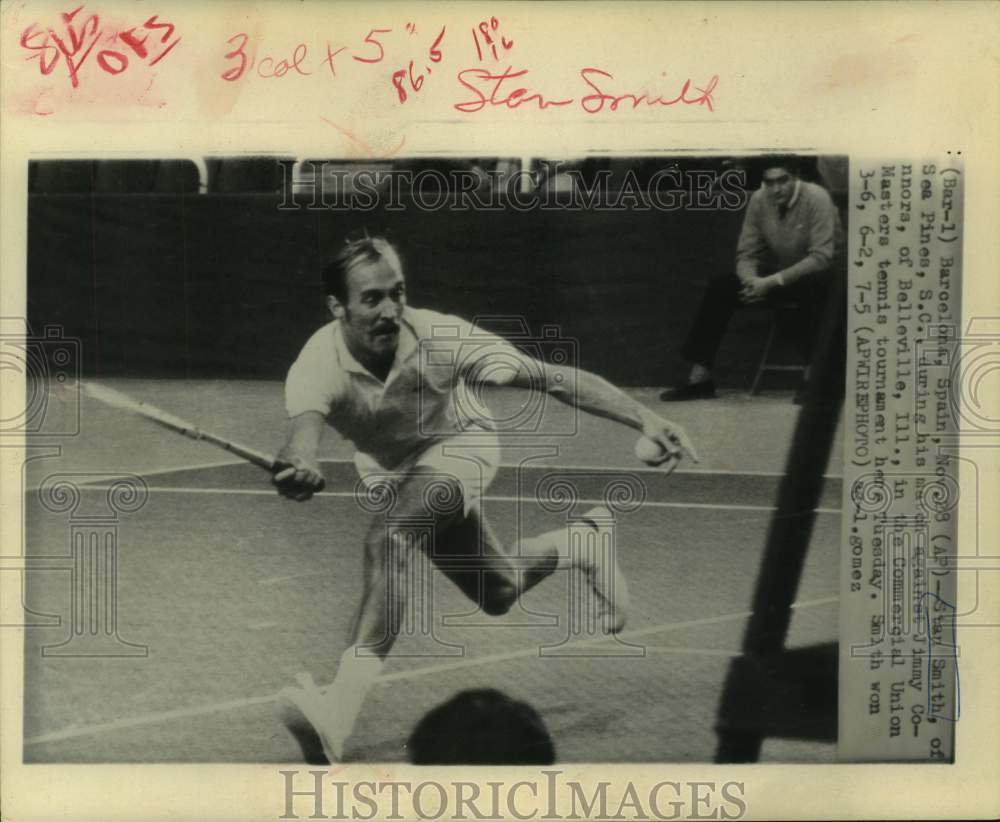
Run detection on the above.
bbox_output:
[275,234,698,762]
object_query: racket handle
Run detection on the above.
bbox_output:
[271,459,327,498]
[193,429,277,472]
[271,459,295,478]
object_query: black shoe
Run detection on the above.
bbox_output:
[659,380,716,401]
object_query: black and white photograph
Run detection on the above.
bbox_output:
[20,152,847,767]
[1,2,997,821]
[11,147,970,774]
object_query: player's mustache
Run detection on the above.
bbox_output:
[372,322,399,333]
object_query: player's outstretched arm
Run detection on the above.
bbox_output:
[508,359,700,471]
[274,411,327,501]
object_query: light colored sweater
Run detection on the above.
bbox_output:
[735,180,844,287]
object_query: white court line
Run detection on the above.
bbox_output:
[522,462,843,480]
[25,455,844,490]
[375,596,838,684]
[258,572,324,586]
[23,595,838,747]
[44,484,843,515]
[23,695,278,746]
[640,647,742,658]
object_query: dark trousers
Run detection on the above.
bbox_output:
[680,273,831,369]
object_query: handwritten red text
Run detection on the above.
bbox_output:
[20,5,181,88]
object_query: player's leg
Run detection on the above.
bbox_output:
[425,504,516,614]
[346,516,415,659]
[278,525,404,763]
[420,437,628,630]
[279,468,462,763]
[430,504,555,615]
[433,502,629,632]
[280,470,628,761]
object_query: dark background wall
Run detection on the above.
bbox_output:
[27,191,775,386]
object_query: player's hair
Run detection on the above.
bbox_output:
[322,233,403,301]
[407,688,556,765]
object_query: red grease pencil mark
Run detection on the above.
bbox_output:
[319,117,407,158]
[453,66,573,113]
[579,69,719,113]
[19,6,181,90]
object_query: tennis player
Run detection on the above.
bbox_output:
[275,234,698,762]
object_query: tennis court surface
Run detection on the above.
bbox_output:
[21,379,843,763]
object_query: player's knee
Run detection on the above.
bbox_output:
[482,581,516,616]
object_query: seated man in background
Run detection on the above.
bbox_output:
[660,156,844,401]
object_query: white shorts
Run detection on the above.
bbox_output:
[354,432,501,517]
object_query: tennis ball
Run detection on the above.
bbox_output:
[634,436,667,465]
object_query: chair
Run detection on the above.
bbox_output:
[749,302,808,395]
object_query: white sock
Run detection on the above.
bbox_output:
[319,646,384,755]
[519,527,574,570]
[329,646,384,714]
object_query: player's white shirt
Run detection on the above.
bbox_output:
[285,306,518,472]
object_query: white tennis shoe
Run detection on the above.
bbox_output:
[279,650,384,763]
[578,506,630,633]
[279,672,349,763]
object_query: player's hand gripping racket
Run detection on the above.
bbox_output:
[271,458,326,501]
